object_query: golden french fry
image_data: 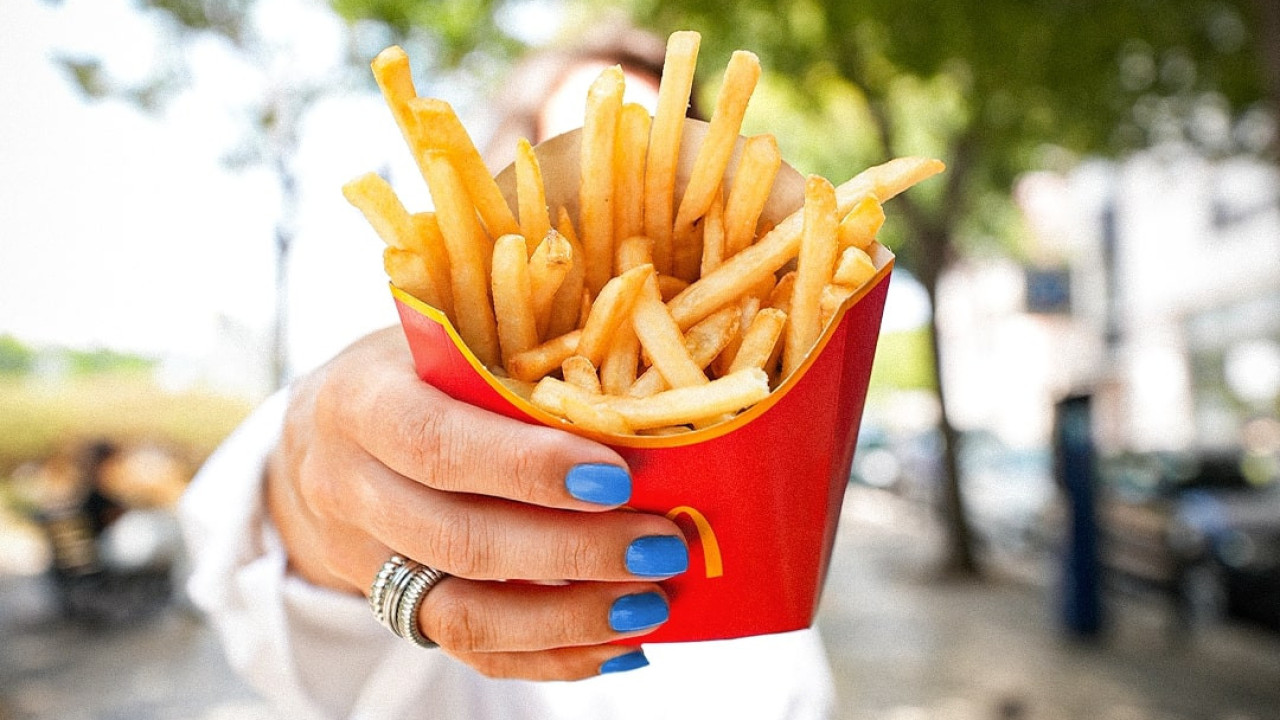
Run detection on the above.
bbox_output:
[832,245,876,288]
[767,270,797,314]
[657,274,690,302]
[728,307,787,374]
[421,150,500,368]
[508,329,581,382]
[515,137,551,255]
[382,248,447,314]
[629,304,738,398]
[599,319,640,395]
[491,234,540,368]
[409,212,455,318]
[667,156,945,330]
[783,175,839,379]
[370,47,424,167]
[819,284,856,328]
[615,235,654,275]
[562,394,633,435]
[341,173,419,252]
[712,295,760,377]
[578,287,592,329]
[561,354,602,394]
[672,51,761,246]
[496,375,536,401]
[579,65,625,297]
[632,274,707,391]
[409,97,520,239]
[723,134,782,257]
[614,103,650,243]
[533,367,770,431]
[528,229,572,340]
[837,195,885,251]
[644,30,701,276]
[699,188,726,277]
[575,263,653,365]
[546,209,587,339]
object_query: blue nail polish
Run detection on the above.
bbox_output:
[600,649,650,674]
[609,592,669,632]
[565,463,631,506]
[625,536,688,577]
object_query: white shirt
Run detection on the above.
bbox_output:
[180,389,836,720]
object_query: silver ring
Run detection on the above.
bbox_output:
[369,554,448,649]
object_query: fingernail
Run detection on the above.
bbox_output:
[565,463,631,506]
[600,649,649,674]
[625,536,688,577]
[609,592,669,632]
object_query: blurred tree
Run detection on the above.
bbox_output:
[59,0,1276,574]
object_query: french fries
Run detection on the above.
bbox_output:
[346,33,944,437]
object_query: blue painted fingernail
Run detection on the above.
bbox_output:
[625,536,688,577]
[609,592,669,632]
[565,463,631,506]
[600,649,650,674]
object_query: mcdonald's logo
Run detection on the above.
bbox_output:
[665,505,723,578]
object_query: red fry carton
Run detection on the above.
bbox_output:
[392,119,893,644]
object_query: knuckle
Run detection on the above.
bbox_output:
[423,507,492,578]
[550,531,599,580]
[426,592,492,652]
[504,440,549,503]
[399,401,454,489]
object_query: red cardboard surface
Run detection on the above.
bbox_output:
[392,256,891,643]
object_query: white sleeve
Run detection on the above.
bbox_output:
[177,389,435,719]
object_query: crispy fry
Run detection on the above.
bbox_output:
[575,263,652,365]
[532,368,770,431]
[728,307,787,374]
[409,212,455,318]
[562,394,633,435]
[629,304,738,398]
[491,234,540,368]
[667,156,945,330]
[672,51,761,252]
[837,196,885,251]
[370,47,425,168]
[421,150,500,367]
[515,138,551,255]
[508,329,581,383]
[819,283,856,328]
[579,65,625,297]
[783,175,839,379]
[341,173,419,252]
[657,274,690,302]
[699,188,726,277]
[832,245,876,288]
[767,270,796,314]
[614,103,650,244]
[712,295,760,377]
[599,318,640,395]
[723,134,782,257]
[561,354,602,394]
[644,31,701,276]
[382,248,448,316]
[410,97,520,239]
[632,274,707,390]
[547,209,587,339]
[528,229,572,340]
[615,235,654,275]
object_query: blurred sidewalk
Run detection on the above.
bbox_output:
[2,487,1279,719]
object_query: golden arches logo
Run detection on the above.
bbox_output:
[665,506,723,578]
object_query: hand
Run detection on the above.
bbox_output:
[265,327,687,680]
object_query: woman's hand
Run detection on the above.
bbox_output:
[265,327,687,680]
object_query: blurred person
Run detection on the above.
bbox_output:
[180,21,835,720]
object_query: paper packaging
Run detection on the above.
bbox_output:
[391,119,893,644]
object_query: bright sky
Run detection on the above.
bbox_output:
[0,0,931,392]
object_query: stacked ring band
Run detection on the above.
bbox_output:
[369,554,448,648]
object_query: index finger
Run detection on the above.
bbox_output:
[325,329,632,510]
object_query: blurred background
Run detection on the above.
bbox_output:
[1,0,1278,718]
